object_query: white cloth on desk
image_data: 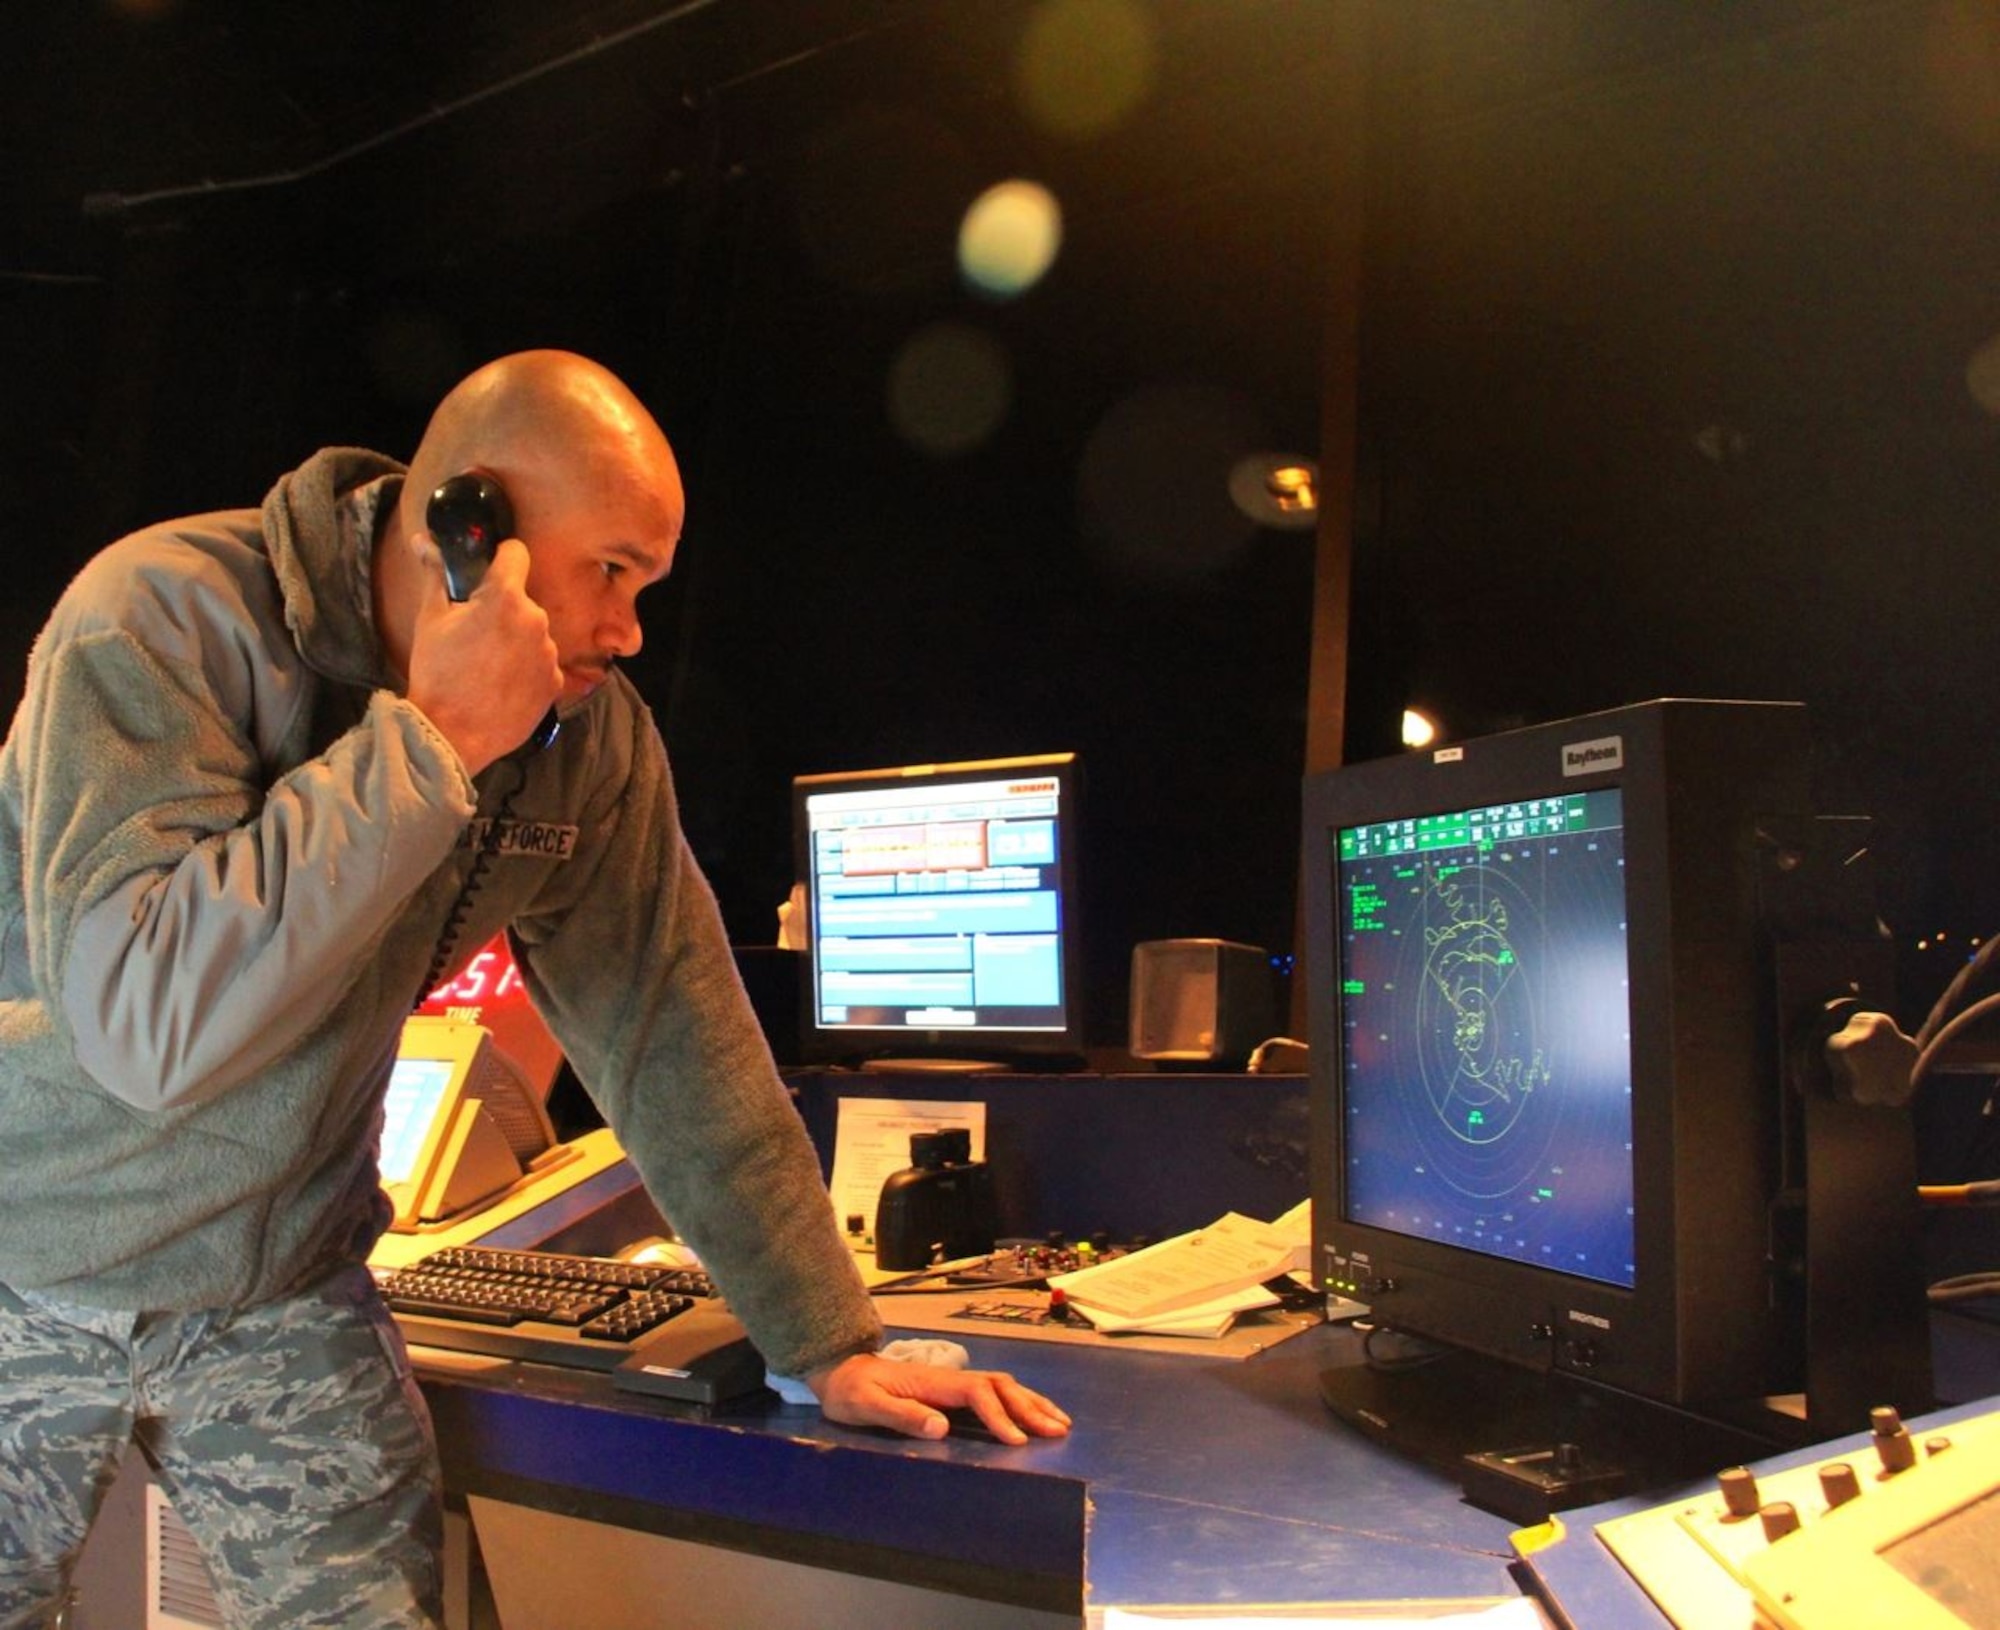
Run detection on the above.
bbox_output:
[767,1336,971,1403]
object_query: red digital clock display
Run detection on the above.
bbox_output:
[419,941,527,1008]
[417,931,564,1092]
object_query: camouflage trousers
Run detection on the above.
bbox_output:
[0,1262,443,1630]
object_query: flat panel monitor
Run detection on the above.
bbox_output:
[794,752,1085,1068]
[1304,700,1823,1455]
[377,1015,566,1232]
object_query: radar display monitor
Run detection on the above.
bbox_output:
[1300,698,1932,1485]
[794,752,1084,1068]
[1336,784,1635,1291]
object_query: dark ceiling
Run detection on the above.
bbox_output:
[4,1,1334,271]
[6,2,930,251]
[4,0,1999,1027]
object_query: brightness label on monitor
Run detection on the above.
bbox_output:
[1335,786,1635,1288]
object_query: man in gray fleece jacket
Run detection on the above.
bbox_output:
[0,350,1069,1629]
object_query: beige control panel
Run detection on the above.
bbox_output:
[1595,1404,2000,1628]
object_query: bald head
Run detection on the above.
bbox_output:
[402,350,682,529]
[376,351,685,706]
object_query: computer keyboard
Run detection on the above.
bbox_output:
[379,1245,767,1406]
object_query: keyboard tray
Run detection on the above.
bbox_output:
[394,1299,768,1405]
[382,1247,769,1406]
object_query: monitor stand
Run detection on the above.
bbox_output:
[863,1057,1010,1074]
[1318,1347,1796,1525]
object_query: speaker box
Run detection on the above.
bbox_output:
[1128,939,1276,1068]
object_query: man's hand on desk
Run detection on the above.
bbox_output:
[806,1353,1072,1446]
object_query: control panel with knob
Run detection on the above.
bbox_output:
[1592,1401,2000,1628]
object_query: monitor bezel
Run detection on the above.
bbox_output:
[1305,699,1811,1408]
[792,751,1086,1068]
[379,1015,490,1229]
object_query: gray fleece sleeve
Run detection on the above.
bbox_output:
[24,624,474,1112]
[514,703,883,1380]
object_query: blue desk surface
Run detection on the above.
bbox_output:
[424,1068,2000,1623]
[420,1306,2000,1622]
[419,1319,1524,1618]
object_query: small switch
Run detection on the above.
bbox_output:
[1759,1501,1801,1542]
[1871,1406,1916,1474]
[1819,1462,1860,1509]
[1718,1466,1761,1518]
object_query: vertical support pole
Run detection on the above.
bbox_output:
[1290,2,1370,1041]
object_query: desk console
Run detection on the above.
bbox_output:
[1594,1401,2000,1628]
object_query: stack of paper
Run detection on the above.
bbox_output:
[1270,1196,1313,1273]
[1047,1210,1301,1339]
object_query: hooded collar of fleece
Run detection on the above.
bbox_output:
[261,445,406,693]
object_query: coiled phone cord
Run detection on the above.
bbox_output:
[413,755,528,1011]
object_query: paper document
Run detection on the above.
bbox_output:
[827,1097,987,1236]
[1080,1282,1279,1339]
[1271,1197,1313,1272]
[1048,1212,1293,1320]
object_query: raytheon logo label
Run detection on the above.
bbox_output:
[1562,734,1624,778]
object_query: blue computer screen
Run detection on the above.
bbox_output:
[1335,787,1636,1289]
[804,770,1069,1034]
[378,1056,454,1185]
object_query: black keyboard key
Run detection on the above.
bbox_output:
[579,1292,694,1341]
[384,1295,522,1326]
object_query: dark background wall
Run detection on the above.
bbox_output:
[4,0,1997,1045]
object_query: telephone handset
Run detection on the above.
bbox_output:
[425,473,560,753]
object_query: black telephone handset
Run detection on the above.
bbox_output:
[427,472,514,605]
[425,473,560,753]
